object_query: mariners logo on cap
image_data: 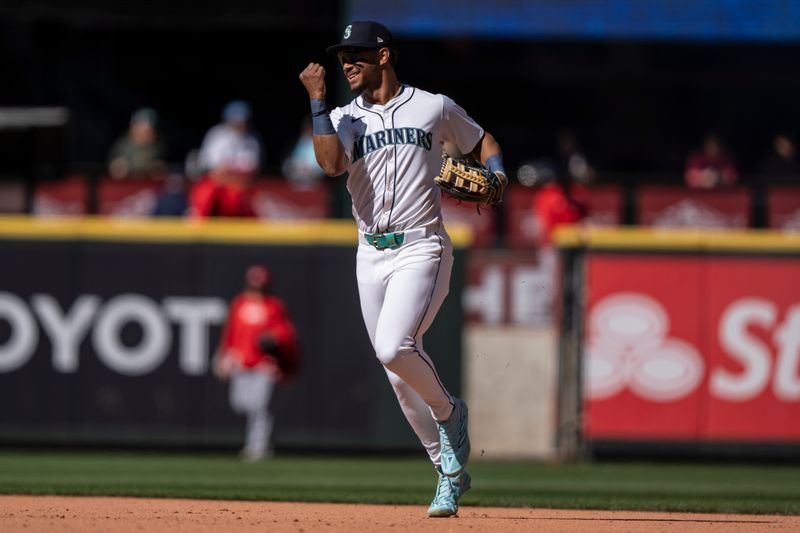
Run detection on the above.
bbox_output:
[343,25,352,39]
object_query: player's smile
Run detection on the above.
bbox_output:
[345,67,360,82]
[343,65,368,91]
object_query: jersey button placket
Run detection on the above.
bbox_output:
[387,148,395,192]
[383,157,395,223]
[380,110,395,229]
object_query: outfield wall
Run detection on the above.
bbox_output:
[0,217,469,451]
[464,325,558,460]
[556,227,800,457]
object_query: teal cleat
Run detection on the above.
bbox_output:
[428,469,472,518]
[437,397,470,476]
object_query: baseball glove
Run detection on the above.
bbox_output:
[434,155,506,207]
[257,332,300,381]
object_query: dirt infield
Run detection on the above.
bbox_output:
[2,496,799,532]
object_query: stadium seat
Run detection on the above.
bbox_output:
[250,178,331,220]
[33,175,89,217]
[636,185,751,229]
[97,178,163,217]
[766,186,800,232]
[0,180,26,213]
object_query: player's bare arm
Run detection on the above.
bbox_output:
[471,132,509,196]
[299,62,347,176]
[471,133,505,177]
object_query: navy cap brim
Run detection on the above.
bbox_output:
[326,43,386,55]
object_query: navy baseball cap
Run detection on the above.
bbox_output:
[326,21,394,55]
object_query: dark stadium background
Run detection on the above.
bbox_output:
[2,1,799,184]
[1,0,799,460]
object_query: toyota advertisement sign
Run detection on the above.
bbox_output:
[0,226,466,450]
[584,254,800,443]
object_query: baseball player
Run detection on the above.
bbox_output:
[213,265,300,462]
[299,21,507,517]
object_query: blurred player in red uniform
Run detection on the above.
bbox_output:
[213,265,300,461]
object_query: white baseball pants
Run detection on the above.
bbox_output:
[229,370,276,458]
[356,225,455,468]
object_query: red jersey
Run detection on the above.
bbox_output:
[533,183,590,245]
[219,293,299,380]
[190,176,255,218]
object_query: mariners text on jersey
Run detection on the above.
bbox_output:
[352,127,433,162]
[329,86,484,233]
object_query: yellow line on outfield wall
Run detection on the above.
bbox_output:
[0,216,474,248]
[553,226,800,253]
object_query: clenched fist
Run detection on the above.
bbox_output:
[299,63,326,100]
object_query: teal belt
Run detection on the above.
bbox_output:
[363,231,405,250]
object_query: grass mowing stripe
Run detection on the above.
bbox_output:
[0,451,797,515]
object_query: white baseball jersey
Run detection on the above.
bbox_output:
[330,86,484,233]
[327,84,484,471]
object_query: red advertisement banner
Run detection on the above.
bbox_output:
[584,254,800,443]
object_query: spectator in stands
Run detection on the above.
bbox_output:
[523,159,591,326]
[684,134,738,189]
[282,116,325,189]
[532,165,591,246]
[189,166,257,218]
[198,100,262,176]
[759,132,800,184]
[516,130,595,188]
[190,101,262,218]
[152,171,189,217]
[107,107,168,180]
[518,130,593,243]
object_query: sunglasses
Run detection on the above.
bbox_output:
[338,51,379,66]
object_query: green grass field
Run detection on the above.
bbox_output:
[0,451,798,515]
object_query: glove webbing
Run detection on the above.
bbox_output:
[438,158,487,194]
